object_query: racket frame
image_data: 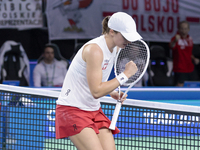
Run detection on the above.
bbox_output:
[109,39,150,130]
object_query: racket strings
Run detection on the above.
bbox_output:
[116,41,149,85]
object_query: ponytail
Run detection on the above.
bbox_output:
[102,16,110,34]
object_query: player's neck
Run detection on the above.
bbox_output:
[104,35,115,53]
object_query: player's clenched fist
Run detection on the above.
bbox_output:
[124,61,138,78]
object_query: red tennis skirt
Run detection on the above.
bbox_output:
[55,105,120,139]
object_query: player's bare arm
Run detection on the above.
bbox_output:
[83,44,120,99]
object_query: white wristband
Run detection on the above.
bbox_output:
[116,72,128,86]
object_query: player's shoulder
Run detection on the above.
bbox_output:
[82,43,103,62]
[84,43,103,55]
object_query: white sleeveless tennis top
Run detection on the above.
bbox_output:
[56,35,117,111]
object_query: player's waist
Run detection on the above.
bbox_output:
[56,96,100,111]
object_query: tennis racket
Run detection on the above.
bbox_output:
[109,39,150,130]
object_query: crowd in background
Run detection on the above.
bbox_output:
[0,22,200,88]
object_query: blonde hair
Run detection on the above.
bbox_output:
[102,16,110,34]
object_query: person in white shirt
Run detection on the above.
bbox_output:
[33,45,67,87]
[56,12,141,150]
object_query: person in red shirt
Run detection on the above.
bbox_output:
[169,21,199,87]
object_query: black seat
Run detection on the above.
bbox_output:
[0,41,30,86]
[192,44,200,80]
[148,45,174,86]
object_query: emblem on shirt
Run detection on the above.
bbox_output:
[73,124,77,131]
[102,59,109,70]
[65,89,71,96]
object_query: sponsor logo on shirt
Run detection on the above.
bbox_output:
[102,59,109,70]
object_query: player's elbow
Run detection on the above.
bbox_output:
[89,84,106,99]
[90,88,103,99]
[91,92,102,99]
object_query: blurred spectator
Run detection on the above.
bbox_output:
[169,21,199,87]
[33,44,67,87]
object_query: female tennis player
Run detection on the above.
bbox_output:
[56,12,142,150]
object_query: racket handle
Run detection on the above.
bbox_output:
[109,101,122,130]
